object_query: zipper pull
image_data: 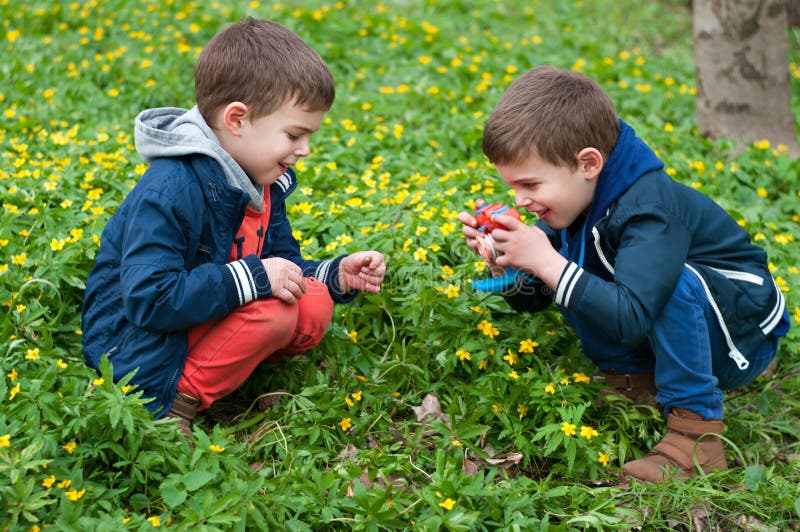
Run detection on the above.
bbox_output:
[728,349,750,370]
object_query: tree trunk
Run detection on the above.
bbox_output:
[693,0,799,156]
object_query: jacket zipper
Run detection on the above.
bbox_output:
[591,227,615,275]
[685,264,750,370]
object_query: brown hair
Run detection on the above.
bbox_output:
[482,66,620,168]
[195,18,335,124]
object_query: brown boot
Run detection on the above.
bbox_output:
[622,407,727,482]
[597,371,658,407]
[164,391,200,438]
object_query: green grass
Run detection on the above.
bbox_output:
[1,0,799,529]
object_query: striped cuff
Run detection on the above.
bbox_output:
[224,255,271,306]
[554,261,584,308]
[312,255,358,304]
[314,259,335,286]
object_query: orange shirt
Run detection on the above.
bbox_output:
[229,191,271,261]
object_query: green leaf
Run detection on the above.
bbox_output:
[743,465,767,490]
[182,470,216,491]
[161,484,187,507]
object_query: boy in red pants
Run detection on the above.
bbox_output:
[81,18,385,436]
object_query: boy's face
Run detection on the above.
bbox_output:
[495,150,599,230]
[222,100,325,187]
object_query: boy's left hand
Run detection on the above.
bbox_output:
[490,214,567,289]
[339,251,386,293]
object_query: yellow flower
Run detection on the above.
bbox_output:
[754,139,770,150]
[572,372,591,384]
[478,360,487,370]
[0,434,10,448]
[57,479,71,489]
[209,444,225,453]
[757,187,768,198]
[560,422,577,437]
[93,377,104,386]
[508,370,519,380]
[503,350,518,366]
[25,348,40,360]
[517,405,528,419]
[444,284,459,298]
[439,498,456,510]
[477,320,498,338]
[519,339,538,353]
[147,516,161,527]
[544,383,555,394]
[7,368,18,381]
[42,475,56,488]
[455,349,471,361]
[9,383,20,400]
[451,439,462,447]
[66,488,86,501]
[61,441,77,454]
[580,426,599,440]
[57,359,68,369]
[339,418,352,431]
[347,330,358,343]
[345,395,354,407]
[598,452,610,466]
[413,247,427,262]
[352,391,362,401]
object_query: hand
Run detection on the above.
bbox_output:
[456,199,486,255]
[490,214,568,289]
[262,257,307,304]
[457,199,504,277]
[339,251,386,293]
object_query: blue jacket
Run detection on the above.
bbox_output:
[506,120,789,368]
[82,137,355,415]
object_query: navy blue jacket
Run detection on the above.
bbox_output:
[506,121,789,368]
[81,154,354,415]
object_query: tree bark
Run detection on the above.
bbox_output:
[693,0,799,156]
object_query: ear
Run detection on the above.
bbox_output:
[221,102,249,136]
[576,147,604,181]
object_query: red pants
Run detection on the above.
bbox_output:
[177,277,333,409]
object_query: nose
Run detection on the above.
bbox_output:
[514,192,531,209]
[294,139,310,157]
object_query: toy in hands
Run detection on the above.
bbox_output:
[470,203,521,292]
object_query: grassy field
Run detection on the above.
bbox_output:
[1,0,799,529]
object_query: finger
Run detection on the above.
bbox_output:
[462,225,480,238]
[360,273,384,285]
[492,214,524,229]
[277,288,298,305]
[457,211,477,227]
[289,279,306,300]
[474,198,487,208]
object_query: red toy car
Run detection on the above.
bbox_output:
[474,203,521,234]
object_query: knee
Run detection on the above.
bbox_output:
[244,298,300,343]
[297,278,334,335]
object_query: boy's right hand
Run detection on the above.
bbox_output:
[262,257,307,304]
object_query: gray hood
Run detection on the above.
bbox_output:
[134,106,264,211]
